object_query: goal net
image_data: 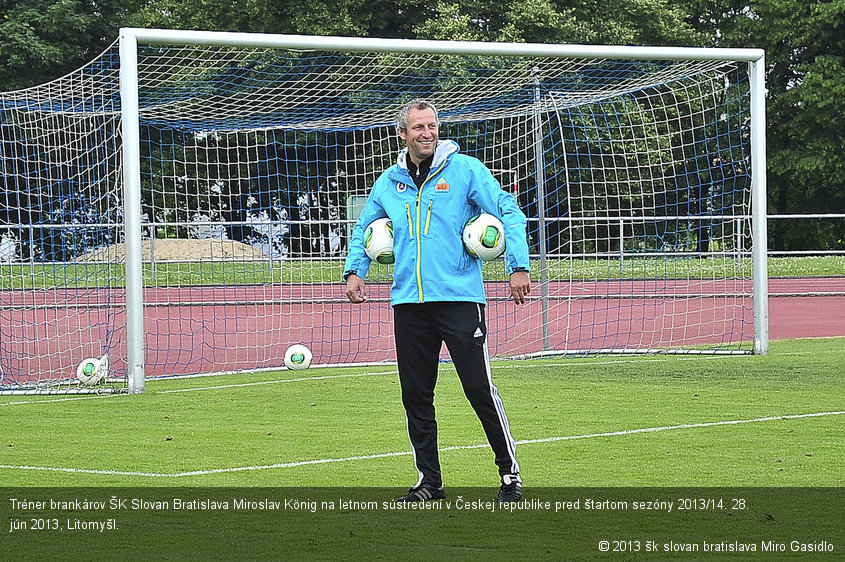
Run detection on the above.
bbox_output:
[0,30,768,393]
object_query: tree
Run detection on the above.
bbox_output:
[0,0,127,91]
[681,0,845,251]
[413,0,703,45]
[5,0,840,253]
[125,0,431,38]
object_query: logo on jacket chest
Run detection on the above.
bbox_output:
[394,178,450,196]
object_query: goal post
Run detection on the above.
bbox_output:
[0,28,768,394]
[749,56,769,356]
[119,32,145,394]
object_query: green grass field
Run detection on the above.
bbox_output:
[3,255,843,288]
[3,336,844,488]
[2,337,843,559]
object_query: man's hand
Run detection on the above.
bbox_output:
[345,274,367,303]
[508,271,531,305]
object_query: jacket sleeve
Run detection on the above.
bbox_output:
[342,178,387,281]
[466,159,531,274]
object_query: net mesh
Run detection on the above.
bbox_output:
[0,37,755,391]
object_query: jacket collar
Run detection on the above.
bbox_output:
[397,139,460,171]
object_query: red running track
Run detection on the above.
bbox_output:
[1,277,843,381]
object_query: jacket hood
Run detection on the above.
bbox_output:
[396,139,460,171]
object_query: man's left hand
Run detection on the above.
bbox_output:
[508,271,531,305]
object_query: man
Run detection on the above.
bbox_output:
[343,98,531,503]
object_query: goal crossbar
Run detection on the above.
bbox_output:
[123,27,764,62]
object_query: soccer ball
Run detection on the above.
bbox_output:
[76,357,104,386]
[284,344,313,370]
[363,218,394,265]
[463,212,506,261]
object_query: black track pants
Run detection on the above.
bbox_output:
[393,301,519,487]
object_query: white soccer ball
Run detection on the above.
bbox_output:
[363,218,394,265]
[463,212,506,261]
[76,357,103,386]
[284,344,313,370]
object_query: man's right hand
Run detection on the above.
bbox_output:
[345,274,367,303]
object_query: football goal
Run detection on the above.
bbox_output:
[0,29,768,394]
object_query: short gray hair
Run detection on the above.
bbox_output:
[396,98,439,131]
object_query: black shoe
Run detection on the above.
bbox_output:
[396,483,446,502]
[498,473,523,502]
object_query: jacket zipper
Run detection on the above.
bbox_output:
[413,160,448,303]
[414,192,423,302]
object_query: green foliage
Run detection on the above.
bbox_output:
[1,0,842,254]
[500,0,582,43]
[125,0,428,38]
[680,0,845,252]
[0,0,125,91]
[413,0,703,45]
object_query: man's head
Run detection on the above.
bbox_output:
[397,99,439,164]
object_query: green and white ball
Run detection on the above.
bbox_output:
[463,212,506,261]
[76,357,103,386]
[284,344,313,370]
[363,218,395,265]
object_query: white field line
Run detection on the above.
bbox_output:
[155,358,679,394]
[1,411,842,478]
[0,359,678,404]
[4,352,840,406]
[156,369,399,393]
[0,370,400,405]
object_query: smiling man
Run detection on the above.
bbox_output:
[399,102,439,168]
[343,98,532,503]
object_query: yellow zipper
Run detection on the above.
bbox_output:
[413,160,448,303]
[414,193,423,302]
[405,203,413,237]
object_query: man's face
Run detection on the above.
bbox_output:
[398,107,438,164]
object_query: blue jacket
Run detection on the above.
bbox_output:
[344,139,530,305]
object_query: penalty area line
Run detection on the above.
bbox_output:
[1,410,842,478]
[156,369,398,393]
[0,370,399,405]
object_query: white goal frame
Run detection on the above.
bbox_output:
[114,28,769,394]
